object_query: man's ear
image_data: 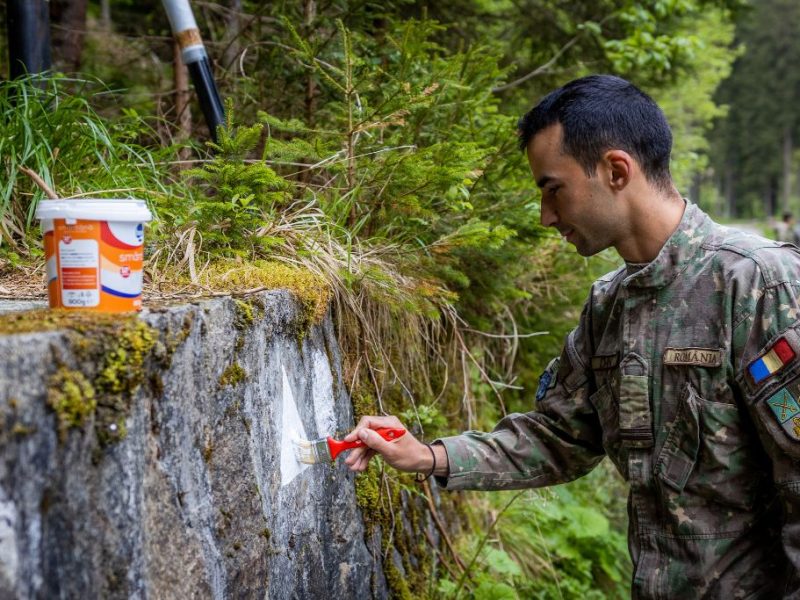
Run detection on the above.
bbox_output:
[602,149,633,191]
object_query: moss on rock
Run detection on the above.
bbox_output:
[219,363,247,388]
[47,367,97,442]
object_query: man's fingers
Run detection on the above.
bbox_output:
[356,427,395,454]
[345,445,368,466]
[359,449,377,471]
[344,415,406,442]
[346,448,376,472]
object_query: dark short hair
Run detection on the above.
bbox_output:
[517,75,673,189]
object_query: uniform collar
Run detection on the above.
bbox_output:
[623,200,711,290]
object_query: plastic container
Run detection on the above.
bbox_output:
[35,199,153,312]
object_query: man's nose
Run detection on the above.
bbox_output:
[540,198,557,228]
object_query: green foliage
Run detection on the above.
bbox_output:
[184,108,291,258]
[0,75,175,255]
[437,463,630,599]
[709,0,800,217]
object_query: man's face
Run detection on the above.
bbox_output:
[526,124,623,257]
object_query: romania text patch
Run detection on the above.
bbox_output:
[748,337,795,385]
[766,385,800,441]
[663,347,722,367]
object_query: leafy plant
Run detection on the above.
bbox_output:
[0,74,176,256]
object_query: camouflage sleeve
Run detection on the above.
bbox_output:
[434,305,605,491]
[732,246,800,593]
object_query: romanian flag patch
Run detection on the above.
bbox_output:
[748,337,795,385]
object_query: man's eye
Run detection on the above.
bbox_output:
[547,186,560,197]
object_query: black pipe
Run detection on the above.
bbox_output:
[187,57,225,142]
[162,0,225,143]
[6,0,51,79]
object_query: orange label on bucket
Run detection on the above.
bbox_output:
[62,267,99,289]
[48,218,146,312]
[55,222,101,307]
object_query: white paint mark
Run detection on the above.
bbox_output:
[280,366,310,487]
[0,492,18,589]
[311,349,336,436]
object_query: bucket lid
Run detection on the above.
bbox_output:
[35,199,153,222]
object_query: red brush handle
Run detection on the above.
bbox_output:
[327,427,406,461]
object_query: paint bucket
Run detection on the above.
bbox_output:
[35,199,153,312]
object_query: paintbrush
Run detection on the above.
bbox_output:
[293,427,406,464]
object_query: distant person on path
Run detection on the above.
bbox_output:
[345,75,800,598]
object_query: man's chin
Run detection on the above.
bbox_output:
[573,239,604,257]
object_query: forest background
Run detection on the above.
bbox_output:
[0,0,796,598]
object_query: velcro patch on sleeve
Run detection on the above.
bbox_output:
[748,337,795,385]
[591,353,618,370]
[536,357,559,401]
[766,384,800,441]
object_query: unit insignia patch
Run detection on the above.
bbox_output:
[766,385,800,441]
[536,357,560,402]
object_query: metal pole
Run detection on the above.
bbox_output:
[161,0,225,142]
[6,0,52,79]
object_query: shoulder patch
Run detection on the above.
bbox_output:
[766,385,800,441]
[748,337,795,385]
[536,357,559,401]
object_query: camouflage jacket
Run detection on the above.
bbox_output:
[437,202,800,599]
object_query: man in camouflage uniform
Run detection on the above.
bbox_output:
[344,75,800,598]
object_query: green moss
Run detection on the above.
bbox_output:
[191,259,331,325]
[158,312,195,368]
[219,362,247,387]
[355,465,381,515]
[0,310,159,447]
[233,299,255,330]
[355,463,432,598]
[47,367,96,442]
[352,389,378,420]
[96,413,127,446]
[383,560,413,600]
[94,320,156,396]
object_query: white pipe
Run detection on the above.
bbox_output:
[161,0,206,64]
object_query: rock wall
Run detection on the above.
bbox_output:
[0,291,396,599]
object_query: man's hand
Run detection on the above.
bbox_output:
[343,415,448,477]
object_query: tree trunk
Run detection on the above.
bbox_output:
[689,172,701,207]
[724,163,736,218]
[49,0,88,72]
[174,41,193,162]
[6,0,52,78]
[304,0,317,127]
[100,0,111,31]
[783,125,793,213]
[222,0,243,70]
